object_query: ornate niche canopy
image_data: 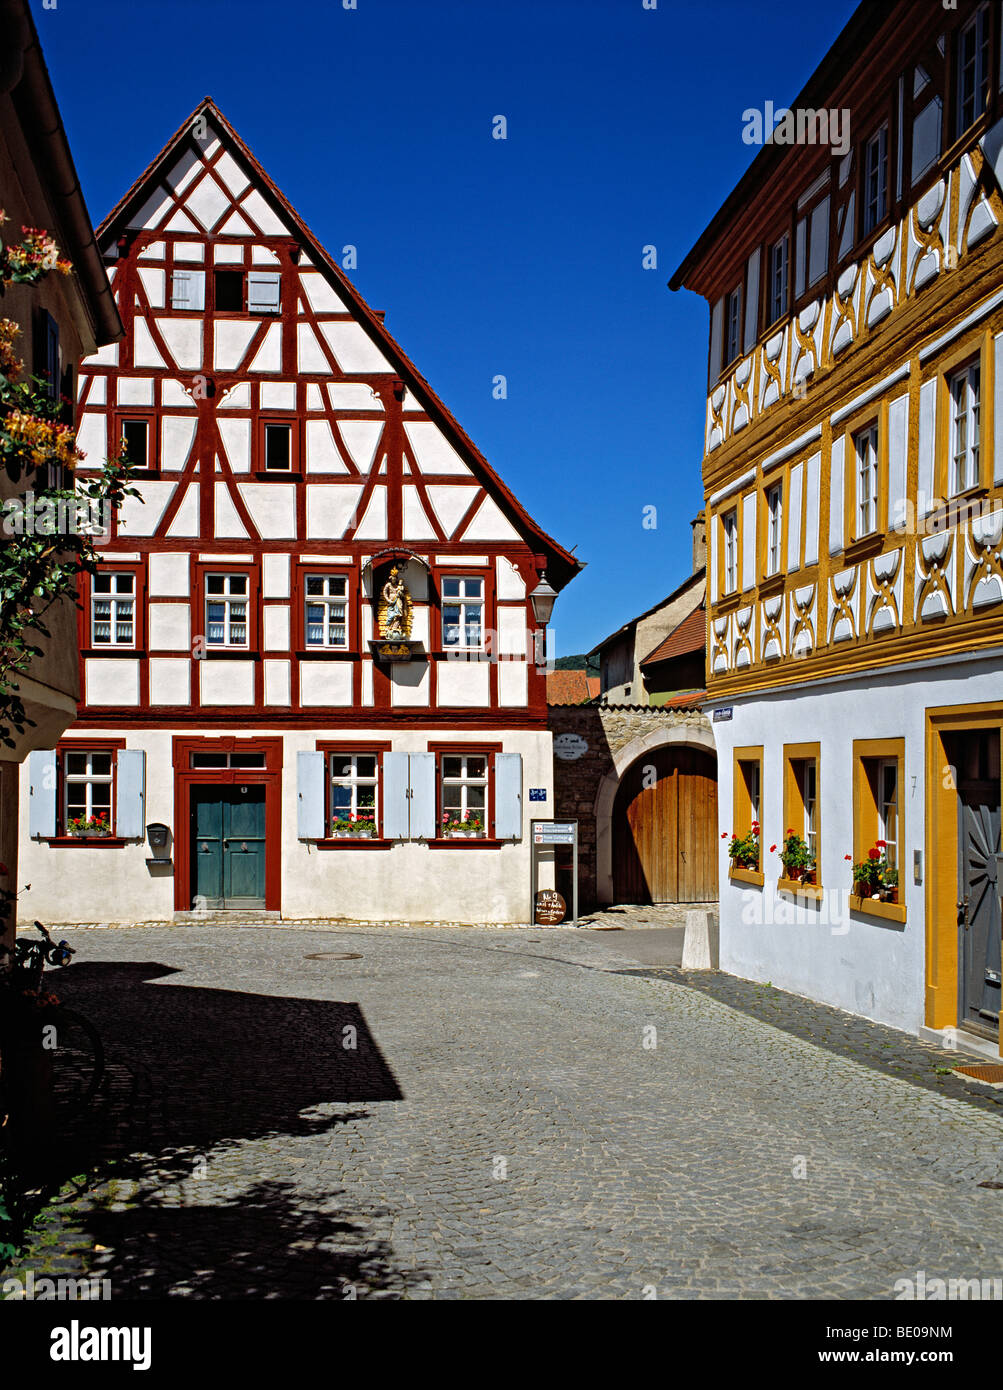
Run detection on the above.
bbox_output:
[364,548,428,662]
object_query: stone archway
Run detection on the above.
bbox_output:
[595,724,718,906]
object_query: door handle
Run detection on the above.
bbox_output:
[957,895,969,929]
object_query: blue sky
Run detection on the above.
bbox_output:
[36,0,857,656]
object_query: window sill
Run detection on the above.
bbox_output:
[729,865,764,886]
[316,837,392,849]
[82,648,146,658]
[428,837,506,848]
[849,894,906,923]
[43,836,128,848]
[758,573,785,599]
[714,592,743,615]
[297,649,356,659]
[932,486,989,525]
[844,531,886,564]
[777,876,824,901]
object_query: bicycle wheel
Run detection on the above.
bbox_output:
[36,1007,105,1119]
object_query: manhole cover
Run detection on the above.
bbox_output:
[304,952,363,961]
[952,1063,1003,1087]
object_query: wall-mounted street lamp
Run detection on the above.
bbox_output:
[530,573,558,668]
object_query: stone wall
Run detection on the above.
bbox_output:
[548,704,714,910]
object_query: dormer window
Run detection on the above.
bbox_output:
[725,285,742,365]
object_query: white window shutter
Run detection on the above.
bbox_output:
[494,753,523,840]
[917,377,937,515]
[28,750,57,839]
[116,749,146,838]
[247,272,281,314]
[189,271,205,311]
[382,752,411,840]
[296,751,325,839]
[171,270,191,310]
[407,753,437,841]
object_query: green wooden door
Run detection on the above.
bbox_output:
[192,787,266,909]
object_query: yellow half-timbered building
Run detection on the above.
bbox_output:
[671,0,1003,1049]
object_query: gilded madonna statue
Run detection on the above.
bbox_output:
[377,565,412,639]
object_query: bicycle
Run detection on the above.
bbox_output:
[0,920,105,1127]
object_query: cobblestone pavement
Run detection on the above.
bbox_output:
[5,919,1003,1300]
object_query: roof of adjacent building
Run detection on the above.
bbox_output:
[588,567,705,657]
[546,670,600,706]
[640,605,706,668]
[0,0,122,348]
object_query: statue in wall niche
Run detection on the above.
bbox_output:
[377,565,412,639]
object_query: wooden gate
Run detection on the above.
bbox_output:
[612,745,718,903]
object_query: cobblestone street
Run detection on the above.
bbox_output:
[6,917,1003,1300]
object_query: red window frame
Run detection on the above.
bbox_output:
[316,740,392,845]
[81,560,147,655]
[428,741,502,841]
[255,416,301,478]
[113,410,158,476]
[430,564,495,659]
[293,562,358,655]
[51,737,127,843]
[193,560,260,655]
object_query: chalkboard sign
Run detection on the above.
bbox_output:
[535,889,566,925]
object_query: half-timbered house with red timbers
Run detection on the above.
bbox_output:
[17,99,580,925]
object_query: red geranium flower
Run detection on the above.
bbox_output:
[868,848,880,860]
[769,844,777,853]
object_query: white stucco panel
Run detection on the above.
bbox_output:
[496,556,526,600]
[305,419,347,474]
[464,496,521,543]
[213,483,250,539]
[148,658,190,705]
[263,605,290,651]
[86,659,140,706]
[390,662,430,707]
[248,323,282,373]
[200,660,254,705]
[161,415,197,472]
[319,322,392,373]
[339,421,383,472]
[238,484,296,539]
[217,417,251,473]
[497,606,528,656]
[263,659,291,706]
[117,377,154,406]
[118,482,175,537]
[498,661,528,706]
[299,271,346,313]
[306,484,364,539]
[166,482,200,538]
[149,602,190,651]
[75,413,106,467]
[156,318,203,371]
[262,553,290,598]
[403,487,438,540]
[299,662,353,706]
[148,552,190,597]
[355,486,387,540]
[427,485,478,537]
[437,658,490,706]
[214,319,258,372]
[404,421,471,475]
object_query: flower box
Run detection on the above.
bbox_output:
[330,828,376,839]
[444,830,484,840]
[68,828,112,839]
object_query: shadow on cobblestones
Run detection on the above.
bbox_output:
[80,1180,422,1299]
[621,966,1003,1119]
[3,958,413,1297]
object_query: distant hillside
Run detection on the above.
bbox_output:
[553,653,600,674]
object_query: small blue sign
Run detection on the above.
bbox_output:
[529,788,547,801]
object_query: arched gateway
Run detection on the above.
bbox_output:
[595,726,717,906]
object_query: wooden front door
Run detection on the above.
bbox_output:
[953,730,1002,1040]
[191,786,267,909]
[612,746,718,904]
